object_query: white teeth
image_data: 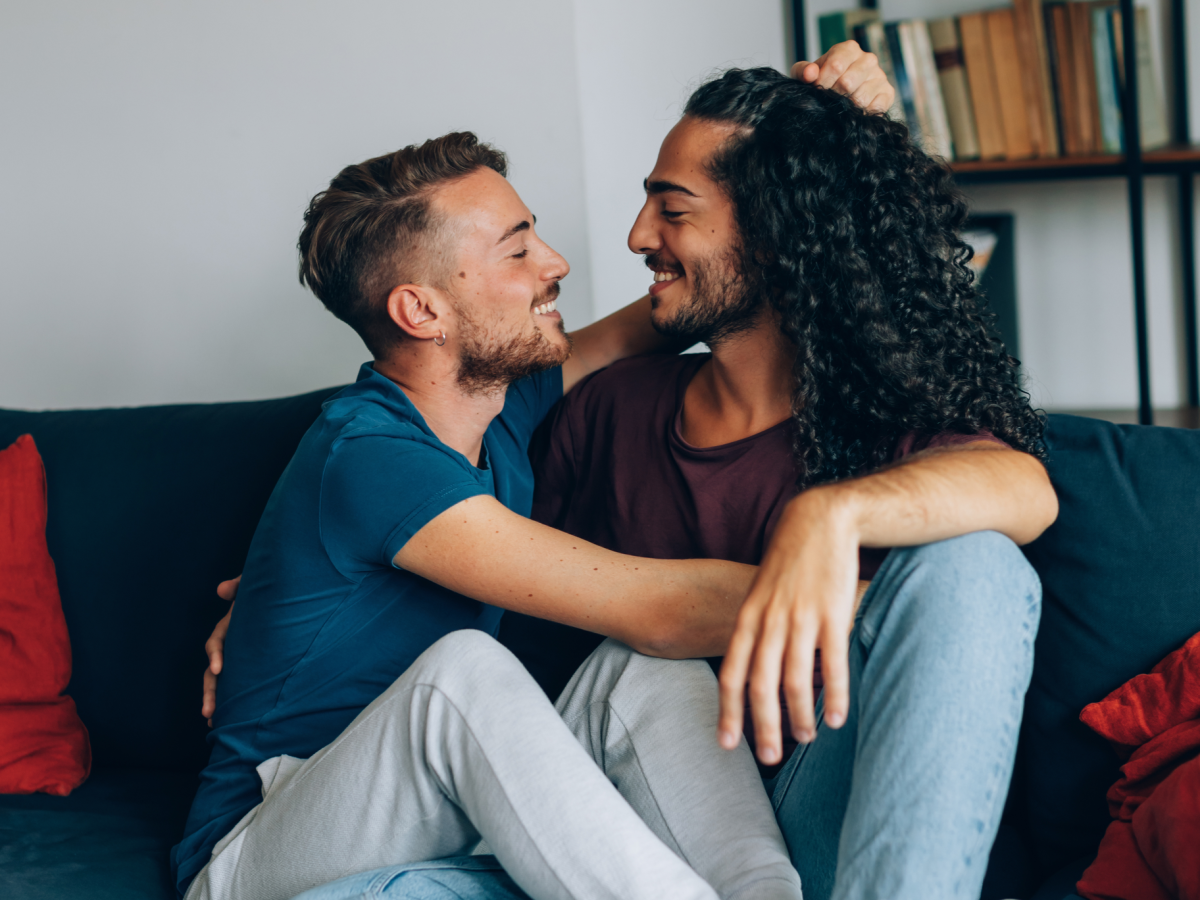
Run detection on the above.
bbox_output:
[653,271,680,283]
[534,300,557,315]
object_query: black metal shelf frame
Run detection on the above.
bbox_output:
[791,0,1195,424]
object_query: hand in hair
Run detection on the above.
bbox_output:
[792,40,895,113]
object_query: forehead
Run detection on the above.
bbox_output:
[432,167,529,239]
[648,116,740,189]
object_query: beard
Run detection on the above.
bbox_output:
[647,248,762,346]
[454,282,572,397]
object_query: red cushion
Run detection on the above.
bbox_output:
[0,434,90,795]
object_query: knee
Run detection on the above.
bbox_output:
[881,531,1042,636]
[406,629,522,690]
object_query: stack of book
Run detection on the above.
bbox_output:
[818,1,1169,161]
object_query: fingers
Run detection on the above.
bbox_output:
[819,618,852,729]
[747,607,790,764]
[203,666,217,726]
[205,609,232,675]
[718,606,761,749]
[216,574,242,602]
[789,60,821,83]
[782,625,818,744]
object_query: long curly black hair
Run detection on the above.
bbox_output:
[685,68,1045,487]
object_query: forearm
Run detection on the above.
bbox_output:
[562,295,690,391]
[789,445,1058,552]
[395,495,754,656]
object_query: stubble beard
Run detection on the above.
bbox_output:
[454,283,573,397]
[648,248,762,347]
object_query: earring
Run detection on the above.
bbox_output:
[434,331,447,346]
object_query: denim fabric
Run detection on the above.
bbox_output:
[289,857,528,900]
[773,531,1042,900]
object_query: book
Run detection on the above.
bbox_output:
[1047,3,1084,154]
[986,8,1036,159]
[929,18,980,160]
[910,20,955,159]
[1110,6,1170,150]
[1092,5,1123,153]
[818,9,880,54]
[857,20,908,125]
[1067,1,1101,153]
[885,22,924,149]
[1027,0,1062,156]
[959,12,1008,159]
[1012,0,1052,156]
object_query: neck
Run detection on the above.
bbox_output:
[680,309,794,448]
[372,344,504,466]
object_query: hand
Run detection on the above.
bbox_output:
[202,575,240,727]
[791,40,896,114]
[718,488,862,764]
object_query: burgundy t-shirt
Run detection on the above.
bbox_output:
[500,353,1003,749]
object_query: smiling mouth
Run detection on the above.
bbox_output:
[652,270,681,284]
[533,299,558,315]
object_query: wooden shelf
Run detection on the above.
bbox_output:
[951,145,1200,184]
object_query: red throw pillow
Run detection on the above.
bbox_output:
[0,434,91,794]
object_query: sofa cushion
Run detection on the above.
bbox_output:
[0,766,196,900]
[1019,414,1200,873]
[0,434,91,795]
[0,388,341,775]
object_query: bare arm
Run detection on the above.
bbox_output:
[395,494,755,658]
[718,444,1057,763]
[562,295,685,392]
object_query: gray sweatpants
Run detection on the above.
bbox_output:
[184,630,802,900]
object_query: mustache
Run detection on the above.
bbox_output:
[643,252,682,274]
[530,279,561,309]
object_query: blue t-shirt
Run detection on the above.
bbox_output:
[171,362,563,896]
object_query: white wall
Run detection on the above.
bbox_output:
[5,0,1200,412]
[0,0,595,409]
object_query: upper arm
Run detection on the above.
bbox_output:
[563,295,685,393]
[320,434,487,574]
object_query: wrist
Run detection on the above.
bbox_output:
[786,483,865,547]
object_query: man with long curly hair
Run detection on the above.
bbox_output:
[501,67,1058,900]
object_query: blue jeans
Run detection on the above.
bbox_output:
[294,532,1040,900]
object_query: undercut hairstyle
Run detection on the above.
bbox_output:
[298,132,507,357]
[684,68,1045,488]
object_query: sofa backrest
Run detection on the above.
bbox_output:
[0,388,341,775]
[1019,414,1200,874]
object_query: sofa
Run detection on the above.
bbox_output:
[1,387,1197,900]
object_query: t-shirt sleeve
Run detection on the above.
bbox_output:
[498,366,564,446]
[319,433,489,576]
[892,429,1010,461]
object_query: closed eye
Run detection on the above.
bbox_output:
[662,210,684,220]
[512,249,528,258]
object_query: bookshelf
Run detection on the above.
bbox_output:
[791,0,1195,425]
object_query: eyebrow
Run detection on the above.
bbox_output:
[497,214,537,245]
[644,178,699,198]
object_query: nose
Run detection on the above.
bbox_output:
[541,244,569,283]
[627,198,661,256]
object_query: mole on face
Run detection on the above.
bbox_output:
[459,271,466,278]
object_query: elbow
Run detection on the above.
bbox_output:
[625,617,694,660]
[1011,464,1060,546]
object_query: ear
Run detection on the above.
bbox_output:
[386,284,446,341]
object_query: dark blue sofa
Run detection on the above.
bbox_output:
[1,389,1197,900]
